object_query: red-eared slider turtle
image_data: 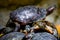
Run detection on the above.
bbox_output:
[6,5,56,32]
[5,5,57,36]
[4,5,57,38]
[0,5,58,40]
[10,5,56,25]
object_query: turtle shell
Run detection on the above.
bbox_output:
[10,6,47,25]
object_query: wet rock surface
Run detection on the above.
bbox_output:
[0,32,57,40]
[0,25,5,30]
[32,32,57,40]
[0,5,57,40]
[0,32,25,40]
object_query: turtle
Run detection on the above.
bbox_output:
[0,5,57,37]
[0,5,58,40]
[5,5,56,32]
[9,5,56,25]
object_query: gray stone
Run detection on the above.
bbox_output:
[32,32,57,40]
[0,32,25,40]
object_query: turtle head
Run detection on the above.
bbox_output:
[46,5,56,16]
[37,5,56,20]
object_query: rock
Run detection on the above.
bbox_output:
[0,32,57,40]
[0,32,25,40]
[32,32,57,40]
